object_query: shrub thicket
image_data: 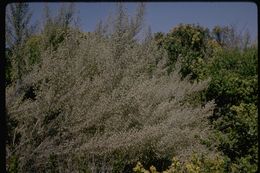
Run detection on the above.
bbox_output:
[6,3,216,173]
[6,3,257,173]
[156,23,258,172]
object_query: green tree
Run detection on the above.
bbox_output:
[162,24,211,78]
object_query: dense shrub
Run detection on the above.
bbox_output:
[6,26,215,172]
[205,48,258,171]
[157,24,258,172]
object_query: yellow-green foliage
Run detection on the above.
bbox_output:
[23,35,42,71]
[161,24,212,79]
[7,155,19,173]
[133,154,226,173]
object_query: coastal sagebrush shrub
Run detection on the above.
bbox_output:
[6,28,215,172]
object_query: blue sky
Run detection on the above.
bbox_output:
[26,2,257,39]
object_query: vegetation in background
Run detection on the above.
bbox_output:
[207,48,258,172]
[155,23,258,172]
[6,2,258,173]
